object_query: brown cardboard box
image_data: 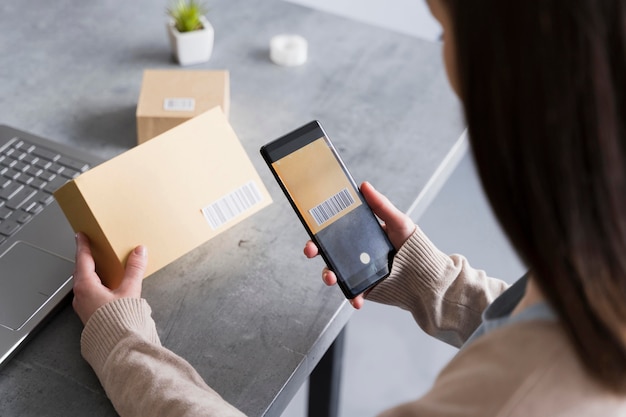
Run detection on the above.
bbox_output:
[55,107,272,289]
[136,69,230,144]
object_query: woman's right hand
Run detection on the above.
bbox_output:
[303,181,416,309]
[72,232,148,325]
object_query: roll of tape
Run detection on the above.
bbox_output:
[270,34,308,67]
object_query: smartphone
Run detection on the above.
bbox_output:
[260,121,395,299]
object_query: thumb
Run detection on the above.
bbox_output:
[116,245,148,297]
[360,181,416,249]
[360,181,404,227]
[74,232,97,279]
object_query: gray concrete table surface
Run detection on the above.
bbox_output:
[0,0,463,416]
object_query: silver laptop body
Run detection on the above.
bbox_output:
[0,124,102,367]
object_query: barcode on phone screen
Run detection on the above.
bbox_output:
[202,181,263,229]
[309,188,355,226]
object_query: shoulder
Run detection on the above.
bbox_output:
[379,321,626,417]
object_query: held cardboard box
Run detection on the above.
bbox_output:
[54,107,272,289]
[136,69,230,144]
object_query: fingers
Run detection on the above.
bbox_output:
[116,245,147,298]
[322,267,337,286]
[303,240,319,258]
[320,269,364,309]
[350,295,365,309]
[304,243,339,286]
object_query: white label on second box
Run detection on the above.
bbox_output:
[163,97,196,112]
[202,181,263,229]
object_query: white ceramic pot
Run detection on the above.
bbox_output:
[167,15,214,66]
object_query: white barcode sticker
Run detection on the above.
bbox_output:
[202,181,263,229]
[163,97,196,111]
[309,188,355,226]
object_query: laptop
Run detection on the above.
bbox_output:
[0,124,102,367]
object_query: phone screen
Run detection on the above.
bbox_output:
[261,121,394,298]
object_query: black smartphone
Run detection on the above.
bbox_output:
[260,121,395,299]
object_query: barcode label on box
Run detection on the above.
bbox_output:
[163,97,196,111]
[309,188,355,226]
[202,181,263,229]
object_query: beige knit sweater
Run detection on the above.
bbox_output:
[81,227,626,416]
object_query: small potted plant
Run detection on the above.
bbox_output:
[167,0,214,66]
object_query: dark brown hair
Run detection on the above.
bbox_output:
[444,0,626,390]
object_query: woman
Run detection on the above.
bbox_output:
[73,0,626,415]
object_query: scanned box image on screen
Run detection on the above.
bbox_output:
[271,137,362,234]
[271,136,391,291]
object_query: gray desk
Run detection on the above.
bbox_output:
[0,0,463,415]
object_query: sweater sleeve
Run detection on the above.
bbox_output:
[366,226,510,347]
[80,298,246,417]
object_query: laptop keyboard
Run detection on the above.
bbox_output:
[0,137,90,245]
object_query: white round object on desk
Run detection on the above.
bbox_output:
[270,34,308,67]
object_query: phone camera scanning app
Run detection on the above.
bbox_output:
[261,121,394,298]
[271,136,391,292]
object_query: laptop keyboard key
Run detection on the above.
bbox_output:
[12,161,28,172]
[0,207,11,220]
[31,147,60,162]
[58,156,89,172]
[39,193,55,205]
[0,220,19,237]
[43,176,68,194]
[15,210,32,224]
[39,171,55,182]
[16,173,33,185]
[25,166,43,177]
[30,178,46,190]
[48,163,65,175]
[26,202,43,215]
[5,187,37,210]
[35,159,53,170]
[2,169,20,180]
[0,182,23,200]
[21,154,38,165]
[61,168,80,179]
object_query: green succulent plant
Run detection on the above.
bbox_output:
[167,0,209,33]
